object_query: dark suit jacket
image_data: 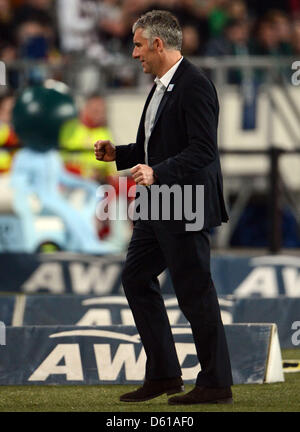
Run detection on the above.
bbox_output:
[115,57,228,232]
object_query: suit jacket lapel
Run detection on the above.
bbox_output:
[151,57,189,132]
[136,83,156,145]
[152,91,170,131]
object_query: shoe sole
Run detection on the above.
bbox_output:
[168,397,233,405]
[120,385,185,402]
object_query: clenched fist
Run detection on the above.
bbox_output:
[94,140,116,162]
[131,164,155,186]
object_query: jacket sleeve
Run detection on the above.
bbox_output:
[115,143,140,171]
[151,76,219,185]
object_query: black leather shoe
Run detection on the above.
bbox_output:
[168,385,233,405]
[120,377,184,402]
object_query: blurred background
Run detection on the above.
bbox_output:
[1,0,300,255]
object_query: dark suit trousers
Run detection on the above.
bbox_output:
[121,219,233,388]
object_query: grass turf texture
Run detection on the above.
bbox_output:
[0,349,299,412]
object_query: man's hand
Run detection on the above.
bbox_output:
[94,140,116,162]
[131,164,155,186]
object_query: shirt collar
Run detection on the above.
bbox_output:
[154,56,183,89]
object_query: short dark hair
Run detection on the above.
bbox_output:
[132,10,182,51]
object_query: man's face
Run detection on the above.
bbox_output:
[132,28,159,75]
[81,97,106,127]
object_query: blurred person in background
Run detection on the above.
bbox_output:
[181,24,203,56]
[0,0,15,45]
[0,41,19,89]
[56,0,130,89]
[205,18,249,59]
[265,10,293,55]
[1,0,59,87]
[59,93,116,183]
[226,0,248,21]
[205,18,257,129]
[175,0,210,48]
[15,16,55,84]
[96,0,141,86]
[249,13,293,82]
[207,0,231,37]
[98,0,132,53]
[205,18,250,85]
[59,92,129,249]
[292,21,300,54]
[0,91,19,173]
[0,41,17,63]
[56,0,106,59]
[207,0,248,37]
[16,17,52,57]
[250,16,285,56]
[169,0,210,55]
[10,85,119,254]
[266,11,294,84]
[13,0,61,59]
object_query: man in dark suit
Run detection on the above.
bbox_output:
[94,10,233,405]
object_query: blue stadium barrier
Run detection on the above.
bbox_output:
[0,324,283,385]
[0,252,300,296]
[1,293,299,348]
[20,294,235,326]
[0,296,15,326]
[233,297,300,349]
[0,294,300,348]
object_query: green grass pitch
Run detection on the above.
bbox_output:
[0,349,299,412]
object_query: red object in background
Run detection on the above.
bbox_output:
[98,221,110,239]
[107,175,136,197]
[64,162,82,176]
[0,128,20,173]
[4,128,19,147]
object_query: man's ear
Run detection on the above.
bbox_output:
[153,37,164,52]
